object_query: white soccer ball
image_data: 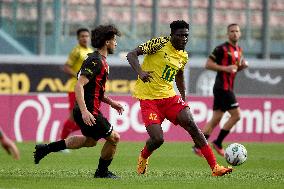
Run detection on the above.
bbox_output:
[225,143,247,166]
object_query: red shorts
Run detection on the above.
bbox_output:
[140,95,188,127]
[68,92,76,111]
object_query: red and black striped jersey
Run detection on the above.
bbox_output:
[77,51,109,115]
[209,42,244,91]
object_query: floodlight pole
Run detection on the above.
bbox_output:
[151,0,159,38]
[207,0,215,55]
[262,0,270,59]
[37,0,46,55]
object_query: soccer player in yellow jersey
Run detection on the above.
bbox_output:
[127,20,232,176]
[61,28,93,140]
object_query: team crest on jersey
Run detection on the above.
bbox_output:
[234,51,239,58]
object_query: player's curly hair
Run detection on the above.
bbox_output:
[91,25,121,49]
[170,20,189,33]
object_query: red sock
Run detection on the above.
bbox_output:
[141,145,152,159]
[200,144,217,170]
[61,119,79,139]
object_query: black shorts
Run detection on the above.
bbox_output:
[73,108,113,141]
[213,88,239,112]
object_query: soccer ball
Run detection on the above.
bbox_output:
[225,143,247,166]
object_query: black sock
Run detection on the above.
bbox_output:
[47,140,66,152]
[214,129,230,147]
[204,134,210,140]
[97,157,112,173]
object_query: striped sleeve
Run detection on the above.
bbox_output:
[138,36,170,55]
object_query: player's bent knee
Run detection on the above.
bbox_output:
[113,132,120,143]
[108,131,120,145]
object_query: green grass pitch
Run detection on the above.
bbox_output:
[0,142,284,189]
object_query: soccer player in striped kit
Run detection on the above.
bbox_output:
[193,24,248,157]
[34,25,124,179]
[61,28,93,141]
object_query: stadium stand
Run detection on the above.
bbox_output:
[0,0,283,56]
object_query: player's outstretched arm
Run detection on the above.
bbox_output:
[127,48,153,82]
[175,70,186,101]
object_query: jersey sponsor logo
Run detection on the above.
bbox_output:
[148,113,158,121]
[161,65,178,82]
[84,68,93,74]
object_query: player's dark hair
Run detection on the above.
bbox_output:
[227,23,239,31]
[170,20,189,34]
[76,28,90,37]
[91,25,121,49]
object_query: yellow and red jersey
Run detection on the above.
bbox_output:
[133,36,189,100]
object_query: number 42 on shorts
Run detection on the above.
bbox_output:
[149,113,158,120]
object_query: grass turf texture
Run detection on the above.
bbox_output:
[0,142,284,189]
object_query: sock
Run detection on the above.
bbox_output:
[200,144,217,170]
[214,129,230,147]
[47,140,66,152]
[204,134,210,140]
[97,157,113,172]
[141,145,152,159]
[61,119,79,139]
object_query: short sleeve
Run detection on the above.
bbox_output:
[209,46,223,64]
[66,47,80,66]
[78,57,102,80]
[138,36,170,55]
